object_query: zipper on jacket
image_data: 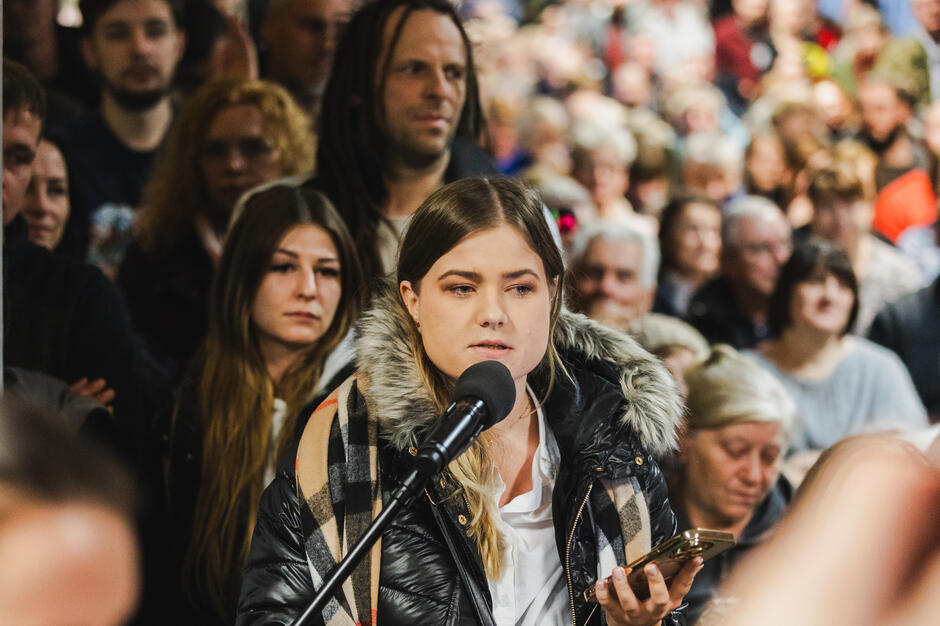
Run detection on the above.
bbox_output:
[565,483,593,626]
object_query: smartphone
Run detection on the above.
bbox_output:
[583,528,735,603]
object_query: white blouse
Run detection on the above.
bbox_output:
[487,390,569,625]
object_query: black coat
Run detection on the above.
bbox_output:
[686,277,774,350]
[674,476,793,624]
[2,216,170,449]
[117,227,214,381]
[238,379,682,626]
[237,300,686,626]
[868,278,940,418]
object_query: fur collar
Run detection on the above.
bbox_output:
[354,287,682,457]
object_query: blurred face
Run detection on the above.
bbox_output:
[200,104,285,219]
[858,82,903,143]
[379,8,468,167]
[913,0,940,35]
[725,214,793,296]
[262,0,351,99]
[572,237,654,326]
[813,81,851,130]
[853,24,887,60]
[1,109,42,224]
[0,501,139,626]
[399,225,553,390]
[733,0,769,24]
[23,140,70,250]
[681,421,786,530]
[672,202,722,280]
[746,135,787,193]
[789,271,855,336]
[811,196,872,251]
[81,0,185,109]
[925,102,940,156]
[251,224,342,360]
[662,347,697,398]
[572,145,629,207]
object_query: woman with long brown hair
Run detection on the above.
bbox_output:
[159,184,363,624]
[238,176,698,625]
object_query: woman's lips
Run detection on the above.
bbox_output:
[287,312,320,320]
[469,343,512,357]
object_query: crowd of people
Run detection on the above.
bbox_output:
[3,0,940,624]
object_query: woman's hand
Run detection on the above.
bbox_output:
[594,557,703,626]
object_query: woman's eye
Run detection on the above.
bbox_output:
[316,267,340,278]
[510,284,534,295]
[448,284,474,295]
[723,445,747,459]
[270,263,294,273]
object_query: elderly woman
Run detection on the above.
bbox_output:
[750,239,927,452]
[670,345,796,624]
[118,78,316,379]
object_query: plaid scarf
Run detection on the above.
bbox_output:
[295,376,381,626]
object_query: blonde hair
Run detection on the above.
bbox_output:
[137,79,316,253]
[628,313,709,361]
[684,345,796,433]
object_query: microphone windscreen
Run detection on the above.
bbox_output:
[453,361,516,428]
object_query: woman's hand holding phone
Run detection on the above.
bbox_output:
[594,557,703,626]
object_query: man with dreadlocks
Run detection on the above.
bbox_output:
[307,0,497,288]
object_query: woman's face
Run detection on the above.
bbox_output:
[746,135,787,193]
[789,271,855,336]
[251,224,342,359]
[681,421,785,529]
[400,224,553,388]
[22,139,70,250]
[200,104,285,220]
[672,202,721,280]
[572,145,629,208]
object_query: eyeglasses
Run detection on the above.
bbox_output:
[740,239,793,258]
[201,137,277,163]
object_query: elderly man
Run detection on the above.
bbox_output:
[569,220,660,330]
[687,195,793,348]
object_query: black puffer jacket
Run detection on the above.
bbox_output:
[238,303,685,626]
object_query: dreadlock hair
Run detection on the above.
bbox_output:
[314,0,484,289]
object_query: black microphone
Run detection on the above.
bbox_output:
[410,360,516,482]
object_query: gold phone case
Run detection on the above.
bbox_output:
[583,528,735,603]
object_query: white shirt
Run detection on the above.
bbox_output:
[487,390,569,626]
[263,398,288,486]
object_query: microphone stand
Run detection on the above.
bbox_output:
[290,398,490,626]
[289,467,428,626]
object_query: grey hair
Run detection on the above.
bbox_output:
[722,194,785,249]
[571,219,660,287]
[571,121,637,167]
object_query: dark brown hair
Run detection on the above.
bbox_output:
[181,184,363,621]
[768,238,859,335]
[315,0,484,287]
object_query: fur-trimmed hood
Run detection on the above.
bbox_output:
[354,286,682,458]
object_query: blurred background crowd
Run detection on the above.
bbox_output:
[3,0,940,624]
